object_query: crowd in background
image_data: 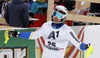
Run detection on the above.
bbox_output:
[0,0,100,27]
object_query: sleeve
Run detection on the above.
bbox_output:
[45,3,48,8]
[19,23,45,40]
[19,32,33,39]
[23,4,29,27]
[31,24,45,39]
[4,4,9,24]
[68,29,81,49]
[68,29,87,51]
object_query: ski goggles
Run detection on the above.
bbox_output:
[53,11,63,19]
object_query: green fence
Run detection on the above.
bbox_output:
[0,28,37,58]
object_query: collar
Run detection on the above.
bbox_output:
[51,22,64,29]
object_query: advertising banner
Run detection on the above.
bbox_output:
[0,25,98,58]
[84,25,100,58]
[0,28,37,58]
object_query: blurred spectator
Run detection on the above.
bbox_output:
[0,0,11,18]
[25,0,34,27]
[54,0,75,11]
[44,0,48,4]
[29,0,34,6]
[0,0,6,17]
[24,0,31,10]
[4,0,29,27]
[90,3,100,17]
[90,3,100,13]
[64,0,75,11]
[0,0,3,14]
[54,0,65,8]
[89,3,100,25]
[24,0,34,18]
[54,0,59,5]
[54,0,65,6]
[0,0,3,17]
[31,0,47,15]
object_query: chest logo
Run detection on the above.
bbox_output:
[48,31,59,40]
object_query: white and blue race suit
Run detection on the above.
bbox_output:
[19,21,86,58]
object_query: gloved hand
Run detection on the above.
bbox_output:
[85,43,91,49]
[85,43,93,58]
[8,29,20,37]
[37,7,42,11]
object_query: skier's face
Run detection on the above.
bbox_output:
[53,16,61,23]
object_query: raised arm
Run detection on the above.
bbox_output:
[6,23,45,39]
[7,28,45,40]
[7,29,32,39]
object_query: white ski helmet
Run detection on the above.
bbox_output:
[52,5,68,23]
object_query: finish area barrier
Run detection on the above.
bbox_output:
[0,28,37,58]
[0,25,99,58]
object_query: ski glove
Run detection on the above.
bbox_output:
[8,29,20,37]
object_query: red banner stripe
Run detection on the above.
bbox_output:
[81,32,84,42]
[40,36,45,46]
[73,49,79,58]
[37,38,43,53]
[64,26,85,58]
[64,46,75,57]
[73,33,85,58]
[77,26,85,39]
[73,27,85,58]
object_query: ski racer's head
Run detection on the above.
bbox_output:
[52,5,68,23]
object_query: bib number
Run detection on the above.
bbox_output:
[48,41,56,47]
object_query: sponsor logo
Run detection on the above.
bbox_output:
[45,45,64,51]
[0,47,28,58]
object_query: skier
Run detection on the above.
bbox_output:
[7,5,93,58]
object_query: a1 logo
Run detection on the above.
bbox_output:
[48,31,59,40]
